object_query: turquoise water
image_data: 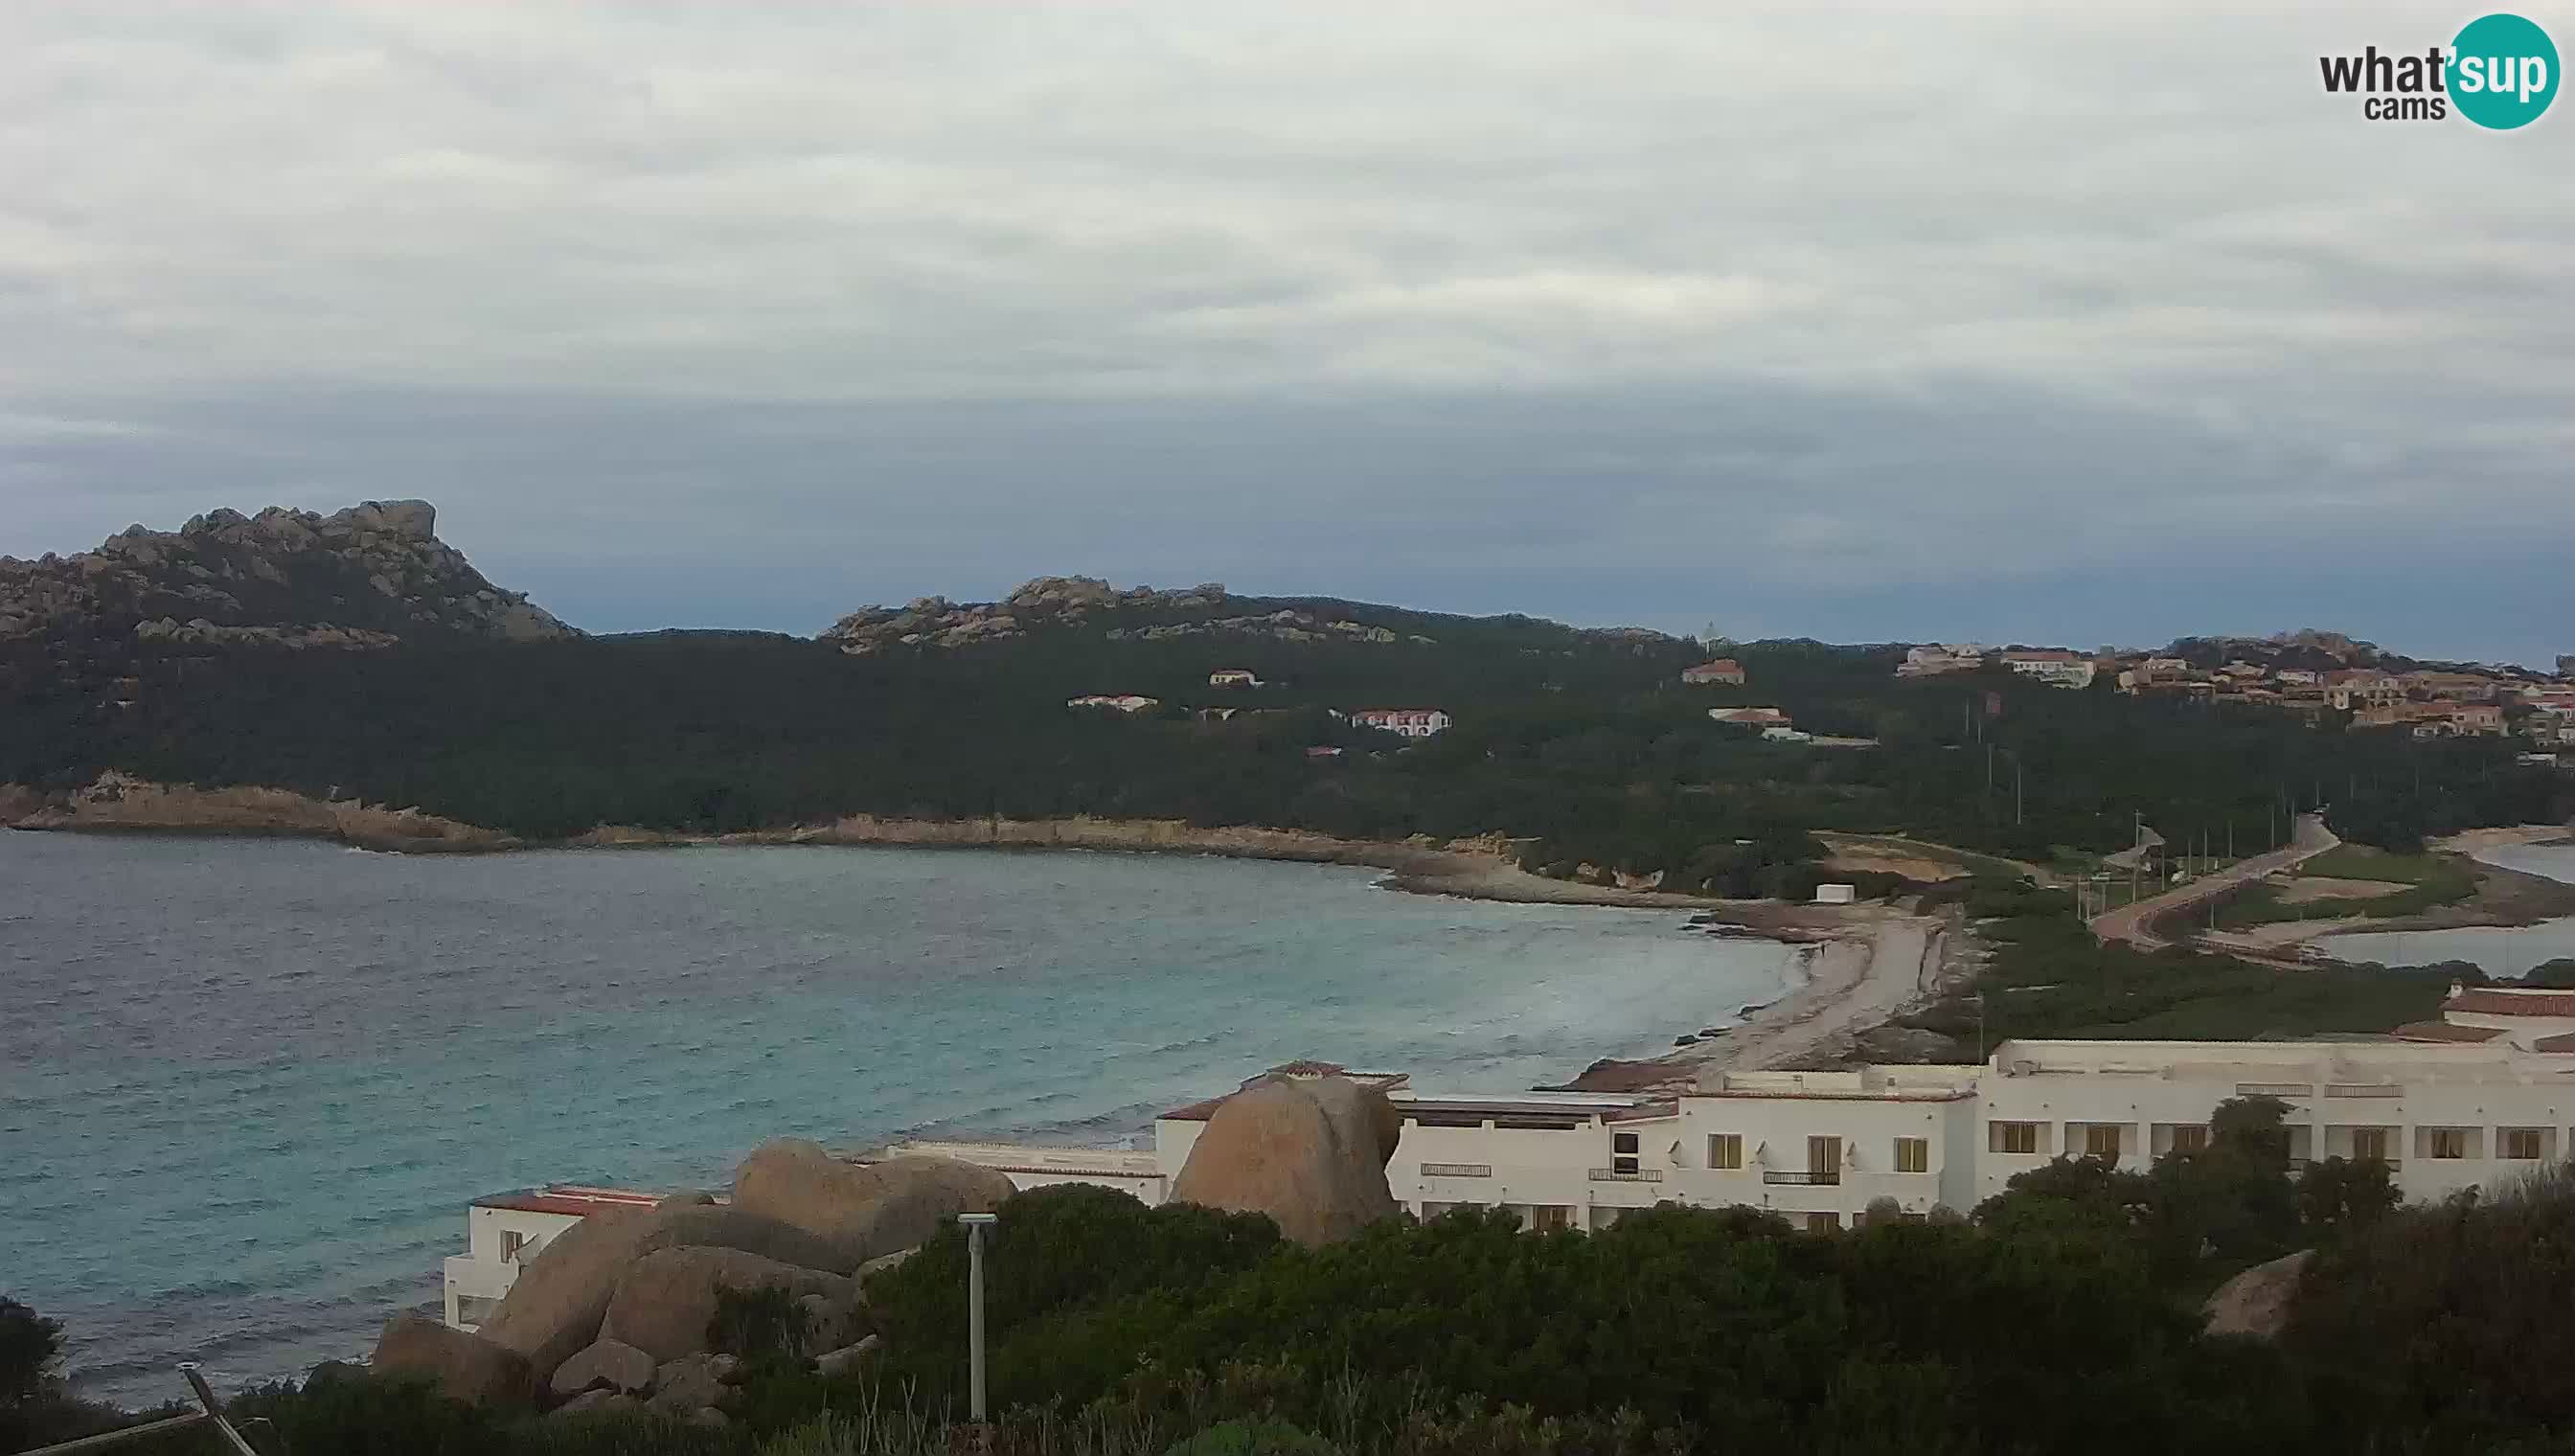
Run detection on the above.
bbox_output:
[0,833,1792,1405]
[2327,841,2575,974]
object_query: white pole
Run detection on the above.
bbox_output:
[960,1212,997,1422]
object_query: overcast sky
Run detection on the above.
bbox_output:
[4,3,2569,662]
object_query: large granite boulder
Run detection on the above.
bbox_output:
[369,1312,539,1409]
[600,1246,855,1363]
[731,1141,1017,1269]
[2202,1248,2315,1340]
[548,1337,658,1399]
[475,1203,851,1377]
[1168,1076,1401,1246]
[649,1353,741,1422]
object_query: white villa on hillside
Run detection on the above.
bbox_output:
[1350,708,1450,738]
[2001,649,2098,690]
[443,987,2575,1331]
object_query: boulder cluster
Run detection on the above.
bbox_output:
[362,1078,1406,1427]
[818,576,1449,654]
[0,499,575,653]
[370,1145,1014,1428]
[820,576,1230,653]
[1105,610,1413,647]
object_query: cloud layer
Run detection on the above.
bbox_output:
[4,3,2569,660]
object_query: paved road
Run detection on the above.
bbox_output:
[2088,814,2339,950]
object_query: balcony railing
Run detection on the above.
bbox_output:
[1587,1167,1664,1182]
[1761,1171,1843,1186]
[1419,1162,1493,1178]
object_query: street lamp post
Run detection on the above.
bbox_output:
[958,1212,998,1423]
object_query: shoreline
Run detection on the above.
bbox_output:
[1557,910,1948,1093]
[5,773,1920,1086]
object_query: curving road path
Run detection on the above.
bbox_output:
[2088,813,2339,950]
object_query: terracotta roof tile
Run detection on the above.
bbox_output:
[2446,990,2575,1016]
[2393,1020,2505,1043]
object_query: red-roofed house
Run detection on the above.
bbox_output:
[1680,659,1745,686]
[444,1185,670,1330]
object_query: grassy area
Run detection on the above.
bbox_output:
[1902,879,2455,1050]
[2214,847,2480,929]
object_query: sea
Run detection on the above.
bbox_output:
[0,832,1797,1407]
[2325,840,2575,975]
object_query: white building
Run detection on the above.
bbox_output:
[1896,645,1987,677]
[1351,708,1450,738]
[444,990,2575,1331]
[1066,694,1159,713]
[2001,650,2098,689]
[1208,670,1261,688]
[443,1185,665,1331]
[893,990,2575,1231]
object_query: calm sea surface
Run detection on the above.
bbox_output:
[0,833,1793,1405]
[2327,842,2575,973]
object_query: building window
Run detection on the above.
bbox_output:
[2352,1127,2388,1162]
[1529,1205,1572,1233]
[2170,1125,2208,1154]
[1611,1130,1639,1176]
[2084,1125,2124,1159]
[1991,1121,2039,1155]
[1708,1133,1743,1170]
[2427,1127,2468,1160]
[1893,1137,1928,1173]
[2502,1128,2544,1160]
[500,1231,532,1263]
[1804,1212,1839,1235]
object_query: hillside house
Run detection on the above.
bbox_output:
[1352,708,1451,738]
[1066,694,1159,713]
[2001,650,2097,689]
[1710,706,1792,729]
[2326,671,2404,712]
[1208,670,1262,688]
[1680,659,1745,686]
[1897,645,1987,677]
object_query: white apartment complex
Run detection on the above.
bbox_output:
[913,987,2575,1231]
[1350,709,1450,738]
[442,989,2575,1331]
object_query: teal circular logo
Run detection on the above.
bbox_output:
[2450,12,2558,128]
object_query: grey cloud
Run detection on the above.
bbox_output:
[0,2,2568,660]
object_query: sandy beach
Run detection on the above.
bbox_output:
[1562,910,1947,1092]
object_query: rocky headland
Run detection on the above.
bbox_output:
[0,498,575,658]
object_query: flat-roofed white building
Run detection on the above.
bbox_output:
[868,1140,1170,1206]
[903,990,2575,1231]
[444,989,2575,1329]
[444,1185,666,1331]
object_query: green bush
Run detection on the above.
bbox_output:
[865,1183,1283,1411]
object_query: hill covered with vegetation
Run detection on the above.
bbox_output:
[3,519,2564,886]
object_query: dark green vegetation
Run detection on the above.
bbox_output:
[5,590,2562,885]
[34,1142,2575,1456]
